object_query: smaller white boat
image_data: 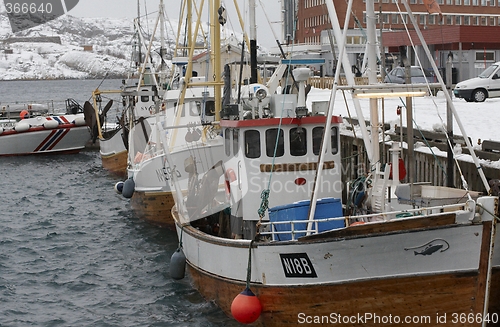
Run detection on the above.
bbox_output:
[0,101,91,156]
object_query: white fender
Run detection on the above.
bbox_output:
[43,120,59,129]
[73,116,86,126]
[14,122,30,132]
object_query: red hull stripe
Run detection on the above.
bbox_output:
[46,128,70,150]
[35,130,58,152]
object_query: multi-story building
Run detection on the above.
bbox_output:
[283,0,500,81]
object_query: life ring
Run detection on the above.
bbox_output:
[20,110,30,119]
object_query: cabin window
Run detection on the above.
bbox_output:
[245,130,260,158]
[312,127,324,155]
[331,127,339,154]
[225,128,231,156]
[140,89,149,103]
[265,128,284,157]
[205,100,216,116]
[290,127,307,156]
[233,129,239,155]
[190,101,202,116]
[312,127,339,155]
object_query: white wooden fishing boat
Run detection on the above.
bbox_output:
[166,0,500,326]
[118,0,225,227]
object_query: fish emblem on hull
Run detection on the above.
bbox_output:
[404,239,450,256]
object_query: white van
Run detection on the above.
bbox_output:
[454,62,500,102]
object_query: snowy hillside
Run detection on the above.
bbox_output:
[0,12,181,80]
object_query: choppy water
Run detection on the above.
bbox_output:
[0,80,241,326]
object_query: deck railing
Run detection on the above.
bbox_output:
[259,201,470,241]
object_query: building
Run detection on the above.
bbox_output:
[287,0,500,81]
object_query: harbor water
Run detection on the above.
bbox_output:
[0,79,241,326]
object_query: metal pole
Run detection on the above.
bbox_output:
[446,53,454,187]
[401,0,490,193]
[404,57,414,185]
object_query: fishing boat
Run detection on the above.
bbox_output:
[85,2,159,178]
[166,0,500,326]
[0,99,91,156]
[121,0,244,227]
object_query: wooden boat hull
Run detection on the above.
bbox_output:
[101,150,128,177]
[175,209,498,327]
[131,190,175,228]
[99,128,128,177]
[188,265,495,327]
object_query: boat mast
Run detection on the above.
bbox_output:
[366,0,380,166]
[249,0,258,84]
[306,0,354,234]
[159,0,167,88]
[400,0,490,193]
[324,2,373,162]
[137,0,142,69]
[211,0,222,121]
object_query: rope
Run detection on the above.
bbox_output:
[245,240,254,289]
[177,226,184,250]
[257,189,270,219]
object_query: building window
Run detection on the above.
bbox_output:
[455,0,461,4]
[382,13,389,23]
[490,17,496,25]
[244,130,260,159]
[481,16,487,25]
[464,0,470,4]
[455,15,462,25]
[446,15,453,25]
[420,14,426,25]
[473,0,478,5]
[464,15,470,25]
[475,51,495,61]
[428,15,436,25]
[446,0,452,4]
[392,13,399,24]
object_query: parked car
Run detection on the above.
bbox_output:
[454,62,500,102]
[383,66,435,84]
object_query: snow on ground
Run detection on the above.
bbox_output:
[306,87,500,169]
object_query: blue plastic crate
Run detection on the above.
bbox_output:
[268,197,343,241]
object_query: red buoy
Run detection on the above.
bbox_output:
[231,287,262,324]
